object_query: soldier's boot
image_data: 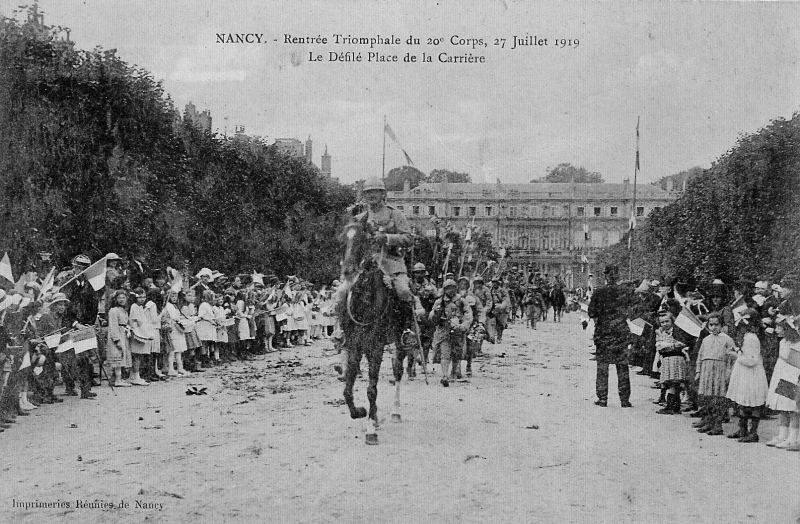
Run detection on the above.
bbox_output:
[707,410,725,436]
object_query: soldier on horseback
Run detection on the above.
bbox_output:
[352,177,416,331]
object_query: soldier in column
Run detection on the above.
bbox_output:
[488,277,510,343]
[588,265,633,408]
[409,262,438,367]
[429,279,472,387]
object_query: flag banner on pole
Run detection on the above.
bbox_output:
[675,306,704,338]
[385,121,415,166]
[72,326,98,354]
[18,350,31,371]
[83,257,107,291]
[384,123,398,142]
[0,252,13,283]
[56,337,75,354]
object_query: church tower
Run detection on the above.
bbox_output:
[321,145,331,177]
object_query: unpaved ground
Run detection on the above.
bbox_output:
[1,316,798,523]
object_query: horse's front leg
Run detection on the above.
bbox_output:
[391,343,405,422]
[343,345,367,419]
[364,341,384,444]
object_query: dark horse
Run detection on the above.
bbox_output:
[337,218,417,445]
[550,285,566,322]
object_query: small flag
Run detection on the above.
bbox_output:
[44,332,62,349]
[581,254,589,264]
[0,252,13,283]
[627,318,650,336]
[775,379,798,401]
[675,306,703,338]
[83,257,107,291]
[18,351,31,371]
[38,266,56,299]
[72,327,98,354]
[56,337,75,354]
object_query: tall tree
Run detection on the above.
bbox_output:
[385,165,426,191]
[426,169,471,184]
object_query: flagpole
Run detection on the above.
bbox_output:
[629,116,640,281]
[382,115,386,182]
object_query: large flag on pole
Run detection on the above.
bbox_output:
[384,122,415,166]
[0,252,13,283]
[83,256,107,291]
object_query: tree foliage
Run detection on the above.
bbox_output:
[0,11,355,282]
[532,163,604,183]
[385,165,426,191]
[599,115,800,283]
[426,169,471,184]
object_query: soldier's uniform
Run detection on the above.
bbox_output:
[354,204,413,303]
[410,265,438,363]
[588,266,633,406]
[488,280,510,342]
[429,280,473,386]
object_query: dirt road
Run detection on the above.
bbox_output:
[1,315,798,523]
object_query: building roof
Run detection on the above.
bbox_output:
[393,182,673,200]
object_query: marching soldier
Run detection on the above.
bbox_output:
[488,277,510,343]
[410,263,438,365]
[429,279,472,387]
[588,265,633,408]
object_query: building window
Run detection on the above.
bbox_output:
[509,206,517,217]
[542,206,549,217]
[469,206,476,217]
[593,206,601,217]
[428,206,435,216]
[452,206,461,217]
[577,206,585,217]
[485,206,493,216]
[610,206,618,217]
[412,205,420,215]
[636,206,644,216]
[396,205,404,211]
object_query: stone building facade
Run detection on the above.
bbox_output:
[387,181,676,286]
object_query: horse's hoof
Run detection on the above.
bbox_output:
[391,413,402,423]
[351,407,368,419]
[365,433,378,445]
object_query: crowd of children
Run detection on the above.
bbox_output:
[0,253,340,431]
[622,274,800,450]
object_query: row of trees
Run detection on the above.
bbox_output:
[599,113,800,283]
[0,12,355,283]
[386,163,606,191]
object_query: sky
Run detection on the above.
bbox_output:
[2,1,799,184]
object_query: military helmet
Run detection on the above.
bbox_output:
[362,177,386,193]
[443,279,458,289]
[412,262,426,272]
[72,254,91,266]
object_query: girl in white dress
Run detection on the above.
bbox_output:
[726,308,769,442]
[764,316,800,449]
